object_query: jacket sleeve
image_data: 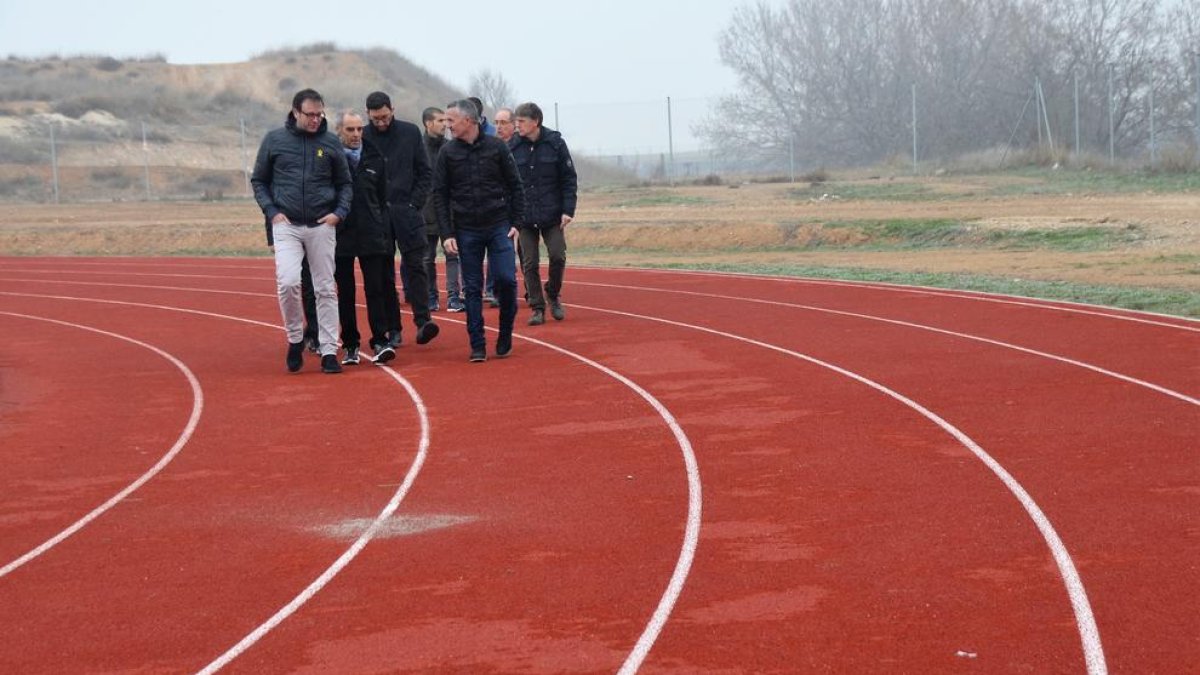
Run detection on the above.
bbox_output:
[330,144,353,221]
[409,127,432,209]
[557,138,579,218]
[433,150,454,239]
[250,133,280,222]
[264,217,274,246]
[501,142,525,227]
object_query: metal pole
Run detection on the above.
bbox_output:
[240,118,250,195]
[1194,53,1200,163]
[1108,63,1115,165]
[789,127,795,182]
[554,102,559,132]
[49,123,60,204]
[666,96,675,186]
[1073,71,1080,156]
[1037,78,1054,152]
[141,121,151,200]
[1149,84,1156,168]
[911,83,918,174]
[1035,78,1043,148]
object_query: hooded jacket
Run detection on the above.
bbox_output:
[363,118,431,252]
[336,138,393,258]
[251,113,352,227]
[508,126,578,228]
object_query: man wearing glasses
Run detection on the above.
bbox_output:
[252,88,352,374]
[364,91,440,353]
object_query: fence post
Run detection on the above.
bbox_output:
[49,123,60,204]
[1073,71,1080,156]
[666,96,675,186]
[1149,82,1156,168]
[911,83,918,174]
[240,118,251,195]
[1108,63,1115,165]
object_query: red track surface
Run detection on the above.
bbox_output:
[0,256,1195,674]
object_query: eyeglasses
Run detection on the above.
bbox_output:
[296,109,325,120]
[495,119,514,126]
[343,126,364,132]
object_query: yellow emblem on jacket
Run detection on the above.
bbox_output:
[317,148,324,158]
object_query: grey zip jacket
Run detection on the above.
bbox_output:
[252,113,353,226]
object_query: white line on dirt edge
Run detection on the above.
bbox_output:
[197,366,431,675]
[572,303,1108,675]
[0,311,204,580]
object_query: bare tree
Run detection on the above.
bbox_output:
[702,0,1185,168]
[467,69,515,113]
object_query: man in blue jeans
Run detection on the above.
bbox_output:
[433,99,525,362]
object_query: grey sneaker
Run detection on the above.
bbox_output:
[527,309,545,326]
[373,344,396,364]
[341,346,360,365]
[549,298,565,321]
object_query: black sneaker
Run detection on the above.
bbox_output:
[429,295,440,312]
[373,344,396,364]
[321,354,343,374]
[495,334,512,359]
[527,309,545,326]
[549,298,565,321]
[469,347,487,363]
[341,346,360,365]
[388,331,402,349]
[416,321,440,345]
[446,296,465,312]
[286,341,305,372]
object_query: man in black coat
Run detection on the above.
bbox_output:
[434,99,525,362]
[363,91,440,348]
[332,110,399,366]
[510,101,578,326]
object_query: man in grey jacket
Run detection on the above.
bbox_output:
[252,88,353,374]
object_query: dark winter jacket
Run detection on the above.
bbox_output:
[508,126,578,228]
[251,113,352,228]
[433,131,524,238]
[363,118,431,252]
[336,139,393,258]
[422,132,447,236]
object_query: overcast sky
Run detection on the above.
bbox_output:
[1,0,761,155]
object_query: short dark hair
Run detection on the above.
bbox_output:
[467,96,484,115]
[514,102,543,126]
[365,91,392,111]
[422,106,444,124]
[292,88,324,111]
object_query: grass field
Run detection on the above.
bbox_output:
[2,170,1197,317]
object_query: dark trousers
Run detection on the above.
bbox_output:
[519,224,567,311]
[301,257,318,344]
[335,254,394,350]
[386,243,433,339]
[424,232,461,301]
[458,224,518,351]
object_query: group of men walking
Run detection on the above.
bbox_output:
[251,88,578,372]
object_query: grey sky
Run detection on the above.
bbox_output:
[1,0,758,155]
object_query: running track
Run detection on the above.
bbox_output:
[0,256,1196,674]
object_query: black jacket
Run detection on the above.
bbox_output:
[364,118,431,252]
[433,131,525,238]
[336,139,393,258]
[252,113,352,227]
[508,126,578,228]
[422,132,447,236]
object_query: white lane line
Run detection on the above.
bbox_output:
[0,312,204,580]
[569,302,1108,675]
[1,290,702,675]
[573,265,1200,329]
[197,364,431,675]
[574,281,1199,406]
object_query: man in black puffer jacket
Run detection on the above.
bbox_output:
[434,99,525,362]
[509,101,578,326]
[363,91,440,349]
[332,110,399,367]
[252,88,352,374]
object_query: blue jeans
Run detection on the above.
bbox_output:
[457,224,518,351]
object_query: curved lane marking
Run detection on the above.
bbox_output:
[0,312,204,580]
[568,301,1109,675]
[573,265,1200,330]
[573,281,1199,406]
[0,291,701,674]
